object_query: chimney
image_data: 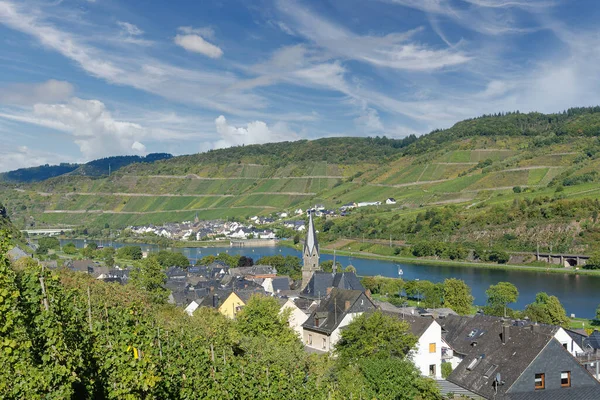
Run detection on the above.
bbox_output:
[501,324,510,344]
[345,300,351,311]
[531,323,540,333]
[327,287,333,295]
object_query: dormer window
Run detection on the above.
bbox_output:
[535,373,545,390]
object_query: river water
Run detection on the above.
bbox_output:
[61,239,600,319]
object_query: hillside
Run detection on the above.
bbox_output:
[2,107,600,254]
[0,153,173,183]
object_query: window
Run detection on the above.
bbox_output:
[322,338,327,349]
[563,343,568,350]
[535,373,545,390]
[429,364,436,376]
[308,334,312,345]
[561,371,571,388]
[429,343,437,353]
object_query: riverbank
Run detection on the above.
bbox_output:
[58,236,600,276]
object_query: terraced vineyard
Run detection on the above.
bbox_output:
[2,109,600,254]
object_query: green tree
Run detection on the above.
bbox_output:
[358,358,442,400]
[130,257,168,304]
[335,311,417,363]
[344,265,357,273]
[441,362,453,379]
[319,260,342,273]
[235,295,298,346]
[36,236,60,255]
[585,252,600,270]
[524,292,569,327]
[293,234,300,245]
[116,246,142,260]
[62,242,77,255]
[152,250,189,268]
[443,278,474,315]
[196,254,216,265]
[485,282,519,316]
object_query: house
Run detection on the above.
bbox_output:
[357,201,381,207]
[7,246,29,262]
[228,265,277,279]
[295,208,303,215]
[340,202,357,211]
[302,288,376,353]
[262,276,291,294]
[439,315,600,399]
[383,312,444,379]
[386,198,397,205]
[280,297,316,338]
[301,271,365,299]
[218,290,264,319]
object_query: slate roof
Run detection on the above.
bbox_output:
[304,211,318,256]
[271,276,290,292]
[7,246,29,261]
[383,311,435,338]
[301,271,365,299]
[565,328,588,350]
[165,267,187,279]
[506,386,600,400]
[303,288,375,335]
[582,330,600,350]
[447,324,553,399]
[229,265,277,277]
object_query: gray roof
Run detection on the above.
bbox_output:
[301,271,365,299]
[271,276,290,292]
[229,265,277,277]
[303,288,375,335]
[506,386,600,400]
[447,325,553,399]
[584,330,600,350]
[304,211,318,257]
[7,246,29,261]
[383,311,435,338]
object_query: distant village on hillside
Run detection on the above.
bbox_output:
[125,199,397,242]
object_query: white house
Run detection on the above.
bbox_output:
[295,208,303,215]
[392,314,443,379]
[386,198,397,205]
[303,289,376,353]
[357,201,381,207]
[281,298,312,338]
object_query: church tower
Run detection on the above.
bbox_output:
[302,210,321,289]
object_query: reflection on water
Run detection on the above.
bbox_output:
[61,239,600,318]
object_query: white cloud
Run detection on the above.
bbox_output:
[131,141,146,153]
[213,115,298,149]
[28,98,147,159]
[174,33,223,58]
[354,101,384,132]
[277,0,470,71]
[117,21,143,36]
[0,79,74,105]
[0,146,57,172]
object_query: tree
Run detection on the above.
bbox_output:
[152,250,189,268]
[357,358,442,400]
[237,255,254,267]
[443,278,474,315]
[319,260,342,273]
[62,242,77,255]
[293,234,300,245]
[524,292,568,327]
[130,257,168,304]
[485,282,519,316]
[335,311,417,363]
[345,265,357,273]
[585,252,600,270]
[597,304,600,321]
[196,254,216,265]
[116,246,142,260]
[36,236,60,255]
[235,295,298,346]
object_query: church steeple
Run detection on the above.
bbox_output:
[302,210,321,289]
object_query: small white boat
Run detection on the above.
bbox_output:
[398,267,404,276]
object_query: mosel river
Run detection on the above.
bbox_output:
[62,239,600,319]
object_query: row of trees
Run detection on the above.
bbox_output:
[0,231,442,399]
[362,276,570,326]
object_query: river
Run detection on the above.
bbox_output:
[61,239,600,319]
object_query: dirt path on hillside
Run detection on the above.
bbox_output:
[44,205,277,215]
[369,179,450,188]
[68,192,235,197]
[145,175,342,180]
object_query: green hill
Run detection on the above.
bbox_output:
[0,153,173,183]
[2,107,600,254]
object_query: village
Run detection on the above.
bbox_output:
[16,210,600,400]
[124,199,397,242]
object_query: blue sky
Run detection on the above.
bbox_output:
[0,0,599,171]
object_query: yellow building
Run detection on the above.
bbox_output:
[218,292,248,319]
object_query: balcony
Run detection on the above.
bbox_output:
[576,350,600,364]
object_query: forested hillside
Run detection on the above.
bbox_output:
[0,153,173,183]
[3,107,600,254]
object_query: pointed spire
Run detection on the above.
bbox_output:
[304,210,318,256]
